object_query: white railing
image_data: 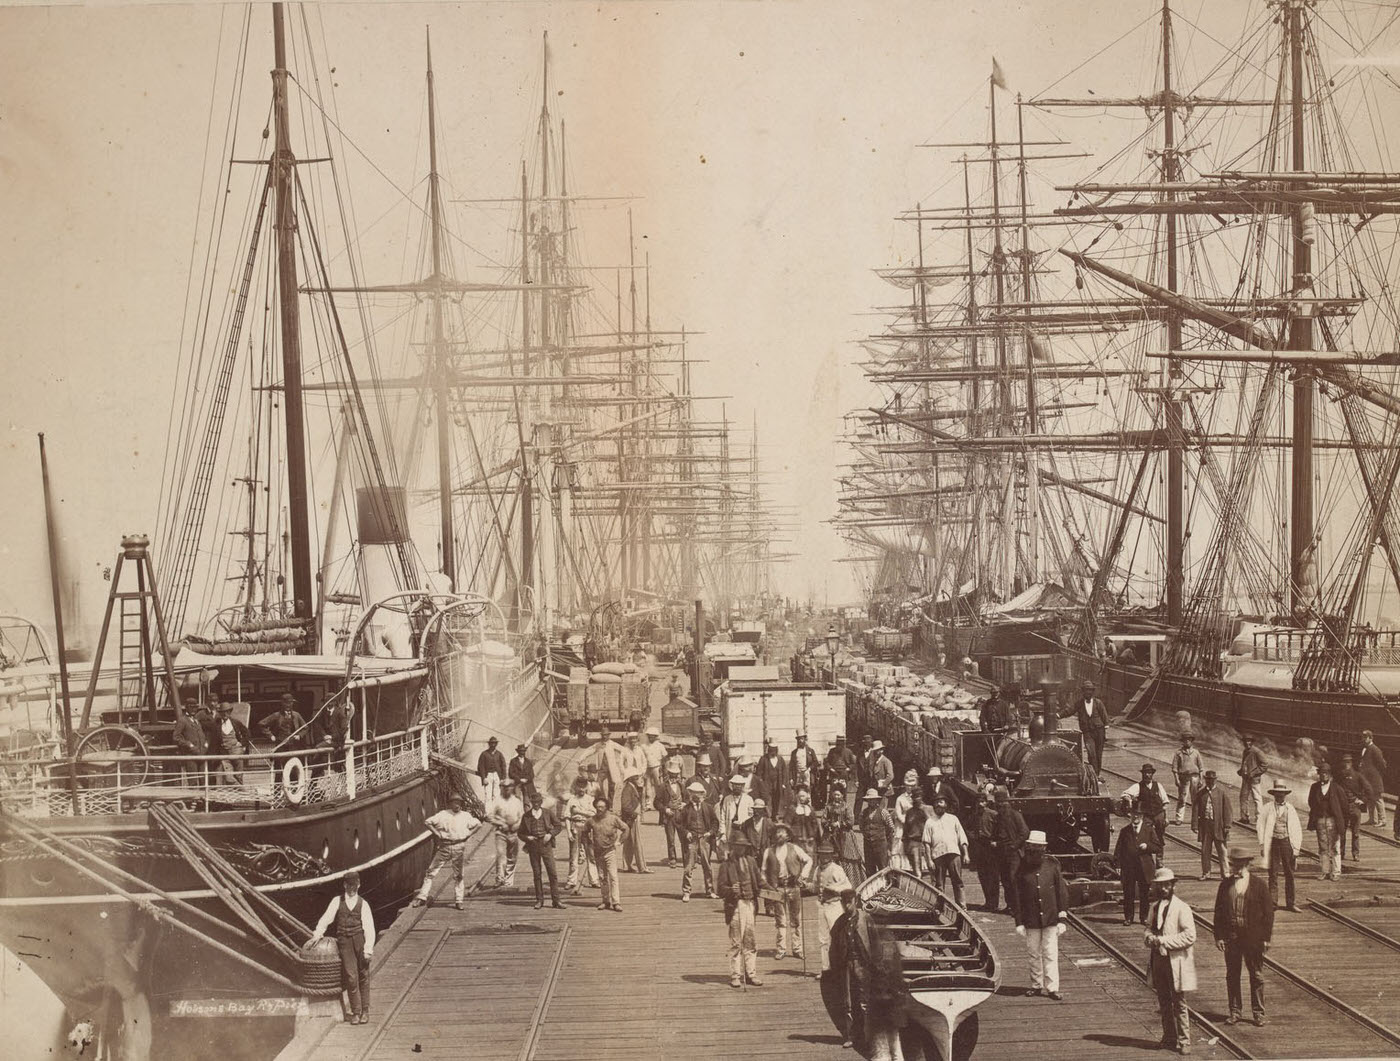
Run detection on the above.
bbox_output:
[0,723,434,820]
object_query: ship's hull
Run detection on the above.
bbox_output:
[0,669,552,1060]
[1142,673,1398,791]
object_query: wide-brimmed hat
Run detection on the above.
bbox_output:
[696,754,712,766]
[1267,780,1291,795]
[729,775,746,785]
[870,740,884,752]
[1227,844,1255,864]
[1204,770,1217,781]
[447,794,465,807]
[863,788,881,801]
[686,781,706,793]
[728,832,754,851]
[646,726,661,737]
[815,838,836,854]
[927,766,943,777]
[487,736,499,744]
[1153,867,1175,883]
[751,798,767,809]
[1026,830,1047,846]
[1141,763,1156,774]
[516,744,528,753]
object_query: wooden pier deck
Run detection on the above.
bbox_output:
[279,690,1255,1061]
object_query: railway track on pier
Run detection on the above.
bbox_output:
[1094,761,1400,1056]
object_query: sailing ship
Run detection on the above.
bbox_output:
[1,6,794,1054]
[840,0,1400,772]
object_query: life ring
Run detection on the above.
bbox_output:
[283,757,309,805]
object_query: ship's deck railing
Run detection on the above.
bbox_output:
[0,723,434,819]
[1252,627,1400,665]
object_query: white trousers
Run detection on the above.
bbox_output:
[818,898,845,972]
[1025,926,1060,993]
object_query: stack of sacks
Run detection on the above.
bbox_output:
[589,661,639,684]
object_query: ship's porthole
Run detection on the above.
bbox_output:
[321,838,330,861]
[353,829,360,852]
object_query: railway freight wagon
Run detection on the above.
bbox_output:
[846,688,1114,879]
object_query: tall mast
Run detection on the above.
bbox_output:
[989,70,1014,596]
[1161,0,1185,626]
[1015,96,1040,584]
[271,3,314,629]
[426,28,455,586]
[518,161,535,623]
[962,156,985,595]
[1286,0,1315,615]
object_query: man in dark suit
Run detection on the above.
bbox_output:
[753,738,790,817]
[1114,803,1162,924]
[1212,845,1274,1026]
[518,790,567,909]
[993,786,1030,915]
[1194,770,1232,879]
[508,744,537,803]
[1075,679,1107,775]
[1307,760,1348,881]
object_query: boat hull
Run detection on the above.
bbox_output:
[1143,673,1398,790]
[0,669,552,1060]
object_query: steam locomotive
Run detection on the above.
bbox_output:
[846,687,1113,876]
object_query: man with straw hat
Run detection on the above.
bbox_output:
[1012,829,1069,1000]
[1145,867,1197,1055]
[676,779,719,901]
[1257,779,1302,911]
[717,830,763,988]
[1213,843,1274,1026]
[763,822,814,962]
[719,774,755,859]
[814,837,854,973]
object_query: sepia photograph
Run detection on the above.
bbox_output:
[3,0,1400,1058]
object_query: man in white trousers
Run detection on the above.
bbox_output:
[1012,829,1070,1000]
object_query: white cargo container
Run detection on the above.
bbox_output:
[720,677,846,764]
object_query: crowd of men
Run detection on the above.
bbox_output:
[321,687,1391,1051]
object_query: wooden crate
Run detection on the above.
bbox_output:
[619,681,649,720]
[585,683,621,721]
[565,683,588,721]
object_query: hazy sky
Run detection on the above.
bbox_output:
[3,0,1392,635]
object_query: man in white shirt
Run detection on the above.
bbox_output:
[814,837,854,973]
[642,726,669,812]
[307,871,376,1024]
[1257,780,1301,911]
[486,778,525,889]
[718,775,755,857]
[763,823,815,961]
[412,795,482,909]
[921,795,970,906]
[564,775,600,891]
[619,732,648,789]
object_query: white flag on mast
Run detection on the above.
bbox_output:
[992,58,1009,91]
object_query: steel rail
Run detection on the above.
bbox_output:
[1065,911,1252,1059]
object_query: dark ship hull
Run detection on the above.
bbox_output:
[0,772,438,1059]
